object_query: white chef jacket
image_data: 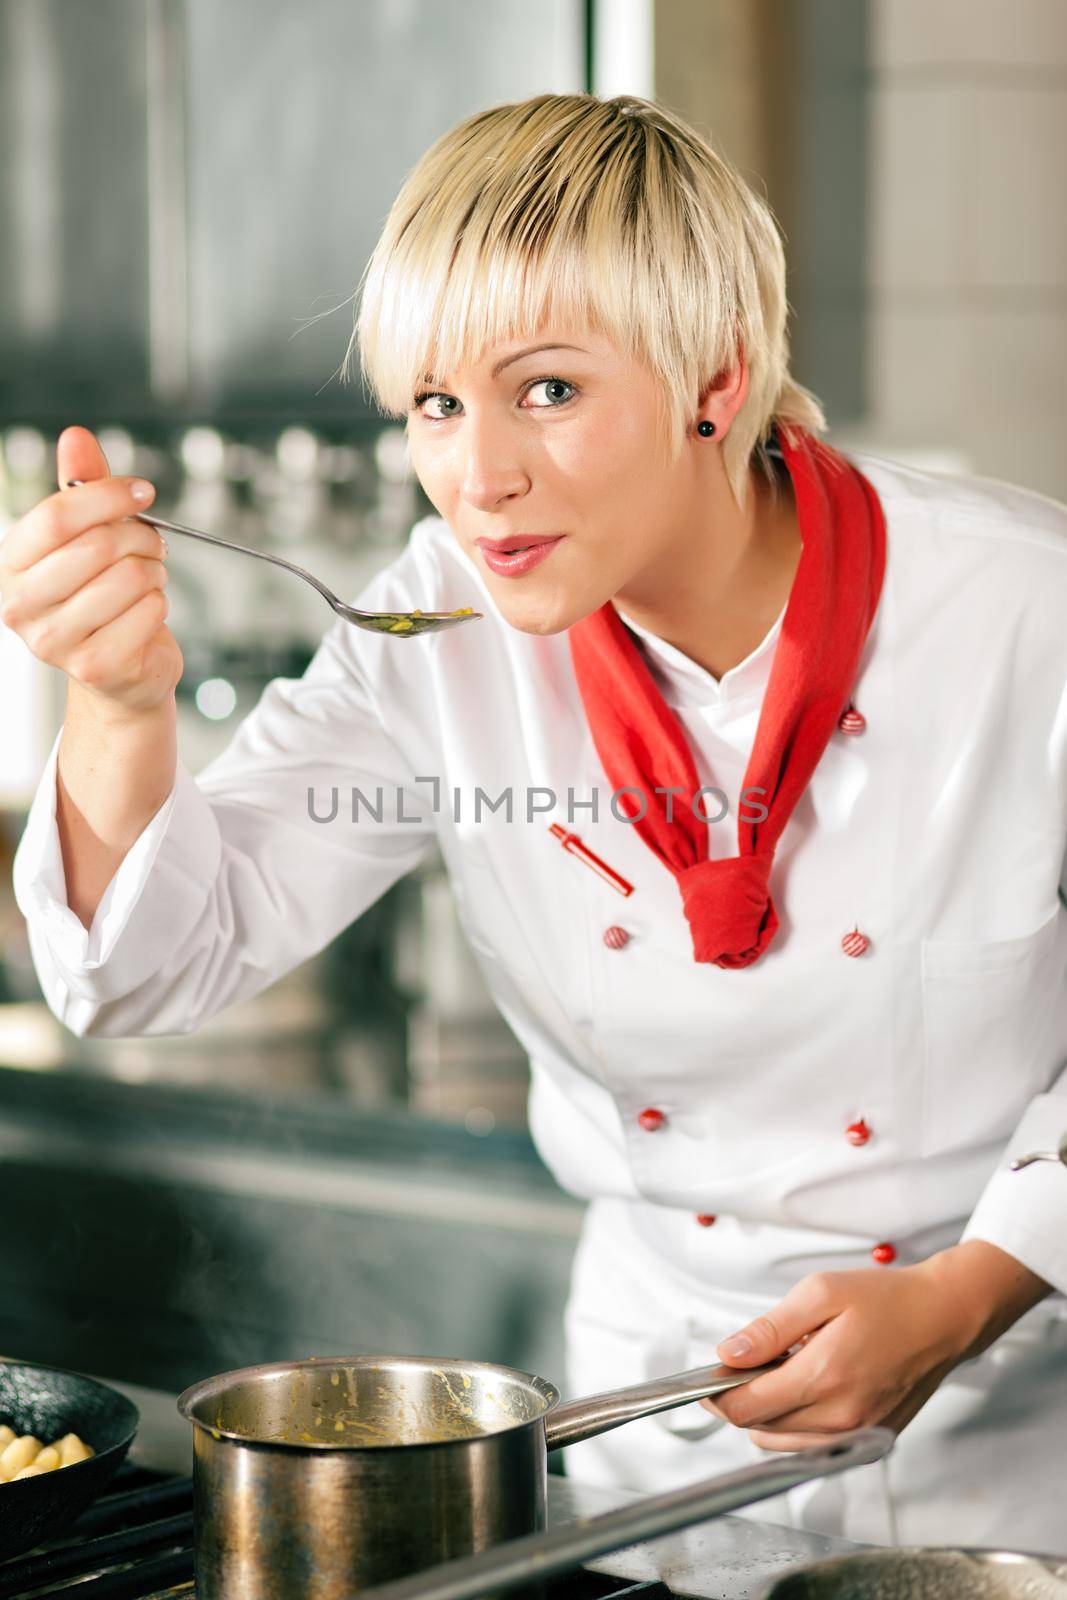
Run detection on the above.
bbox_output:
[14,447,1067,1546]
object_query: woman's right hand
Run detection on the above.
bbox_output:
[0,425,182,714]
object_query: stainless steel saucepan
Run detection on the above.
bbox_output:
[177,1351,789,1600]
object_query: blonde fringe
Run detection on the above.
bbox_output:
[346,93,827,515]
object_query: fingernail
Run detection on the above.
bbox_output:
[131,479,155,504]
[719,1335,753,1361]
[159,535,169,556]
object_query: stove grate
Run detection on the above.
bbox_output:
[0,1512,193,1597]
[0,1463,679,1600]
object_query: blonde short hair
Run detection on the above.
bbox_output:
[347,93,827,513]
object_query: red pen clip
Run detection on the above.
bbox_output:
[548,824,633,897]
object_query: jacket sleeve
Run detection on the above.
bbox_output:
[13,577,438,1040]
[959,834,1067,1296]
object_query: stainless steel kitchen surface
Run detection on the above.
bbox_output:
[0,1065,582,1391]
[0,0,587,417]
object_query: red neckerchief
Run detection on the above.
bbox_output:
[567,425,886,967]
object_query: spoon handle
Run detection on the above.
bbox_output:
[133,509,344,612]
[64,479,481,634]
[64,481,346,613]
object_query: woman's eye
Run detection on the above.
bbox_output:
[416,393,461,420]
[523,377,576,407]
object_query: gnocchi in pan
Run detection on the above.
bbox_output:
[0,1426,94,1482]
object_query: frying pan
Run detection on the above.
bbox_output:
[0,1360,139,1562]
[756,1545,1067,1597]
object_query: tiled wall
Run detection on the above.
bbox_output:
[868,0,1067,500]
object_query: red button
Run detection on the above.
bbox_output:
[694,1213,717,1227]
[637,1107,666,1132]
[841,927,870,958]
[603,925,631,950]
[839,706,866,735]
[846,1119,872,1146]
[871,1242,897,1265]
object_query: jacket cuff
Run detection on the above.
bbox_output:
[960,1093,1067,1298]
[13,731,221,1002]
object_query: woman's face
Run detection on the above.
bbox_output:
[405,326,738,635]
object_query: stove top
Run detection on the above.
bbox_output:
[0,1381,857,1599]
[0,1466,687,1600]
[0,1465,681,1600]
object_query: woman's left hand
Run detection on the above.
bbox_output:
[700,1240,1051,1452]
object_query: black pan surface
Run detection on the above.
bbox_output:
[0,1361,139,1562]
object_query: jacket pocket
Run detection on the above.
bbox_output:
[919,904,1065,1157]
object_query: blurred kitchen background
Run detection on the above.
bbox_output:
[1,0,1064,1397]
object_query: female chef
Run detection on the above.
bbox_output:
[5,93,1067,1549]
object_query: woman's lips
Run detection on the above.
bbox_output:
[475,536,565,577]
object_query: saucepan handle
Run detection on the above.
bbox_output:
[543,1359,784,1451]
[354,1427,893,1600]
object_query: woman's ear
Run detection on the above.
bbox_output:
[695,344,749,437]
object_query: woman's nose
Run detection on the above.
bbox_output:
[458,420,529,509]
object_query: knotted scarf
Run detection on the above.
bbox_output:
[567,424,886,967]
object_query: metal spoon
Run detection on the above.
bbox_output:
[65,480,482,637]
